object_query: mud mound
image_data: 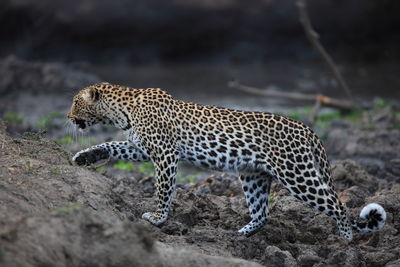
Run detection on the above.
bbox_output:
[0,121,399,266]
[0,123,262,266]
[1,209,161,267]
[0,122,123,228]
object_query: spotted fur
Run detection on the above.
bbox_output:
[68,83,386,241]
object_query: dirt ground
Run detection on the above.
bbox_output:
[0,57,399,266]
[1,108,399,267]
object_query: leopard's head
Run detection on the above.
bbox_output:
[68,83,168,131]
[67,84,107,129]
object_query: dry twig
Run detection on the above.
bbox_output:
[228,81,354,111]
[229,0,358,124]
[308,97,322,123]
[296,0,355,102]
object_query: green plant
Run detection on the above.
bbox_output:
[177,175,196,184]
[55,202,82,214]
[373,98,386,108]
[22,130,46,140]
[56,136,73,145]
[287,105,364,129]
[56,136,96,147]
[288,106,312,121]
[343,110,363,122]
[138,162,154,176]
[113,160,135,171]
[373,98,395,109]
[78,137,97,147]
[3,111,23,124]
[24,160,38,175]
[36,111,63,128]
[318,110,342,122]
[268,192,276,205]
[360,124,378,131]
[96,167,106,174]
[50,167,61,175]
[314,110,342,128]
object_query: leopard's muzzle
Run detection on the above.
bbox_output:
[72,118,86,129]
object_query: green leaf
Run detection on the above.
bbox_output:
[113,160,135,171]
[138,162,154,175]
[3,112,23,123]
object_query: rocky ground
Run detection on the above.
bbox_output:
[0,109,399,267]
[0,56,399,266]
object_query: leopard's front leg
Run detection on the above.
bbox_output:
[142,151,178,226]
[72,141,150,165]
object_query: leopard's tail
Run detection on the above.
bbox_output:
[309,132,387,234]
[351,203,386,233]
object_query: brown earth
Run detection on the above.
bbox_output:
[0,118,399,267]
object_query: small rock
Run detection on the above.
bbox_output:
[338,185,369,208]
[386,258,400,267]
[297,249,322,267]
[161,221,188,236]
[327,248,364,267]
[363,251,397,266]
[263,246,297,267]
[331,160,381,193]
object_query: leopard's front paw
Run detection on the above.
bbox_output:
[72,148,109,166]
[72,151,90,166]
[142,211,167,226]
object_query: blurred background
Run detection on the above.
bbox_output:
[0,0,399,178]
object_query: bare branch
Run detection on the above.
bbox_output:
[308,97,322,123]
[228,81,354,111]
[296,0,355,103]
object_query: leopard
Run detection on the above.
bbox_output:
[67,82,386,241]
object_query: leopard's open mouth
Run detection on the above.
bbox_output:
[73,119,86,129]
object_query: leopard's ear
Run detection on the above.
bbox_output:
[82,87,100,104]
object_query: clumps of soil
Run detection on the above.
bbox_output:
[0,121,399,266]
[326,107,400,184]
[1,210,161,267]
[0,122,262,267]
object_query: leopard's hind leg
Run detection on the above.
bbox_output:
[271,157,354,241]
[238,172,273,236]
